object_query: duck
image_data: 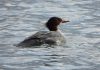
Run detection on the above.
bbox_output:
[17,17,69,47]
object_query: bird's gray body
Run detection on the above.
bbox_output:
[17,31,66,47]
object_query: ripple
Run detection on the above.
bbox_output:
[0,0,100,70]
[84,32,100,38]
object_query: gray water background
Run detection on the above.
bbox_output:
[0,0,100,70]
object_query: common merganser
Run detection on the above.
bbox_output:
[17,17,69,47]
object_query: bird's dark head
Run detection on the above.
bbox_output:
[45,17,69,31]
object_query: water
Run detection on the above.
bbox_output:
[0,0,100,70]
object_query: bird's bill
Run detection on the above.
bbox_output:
[62,20,70,23]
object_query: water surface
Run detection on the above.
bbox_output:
[0,0,100,70]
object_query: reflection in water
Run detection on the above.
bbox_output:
[0,0,100,70]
